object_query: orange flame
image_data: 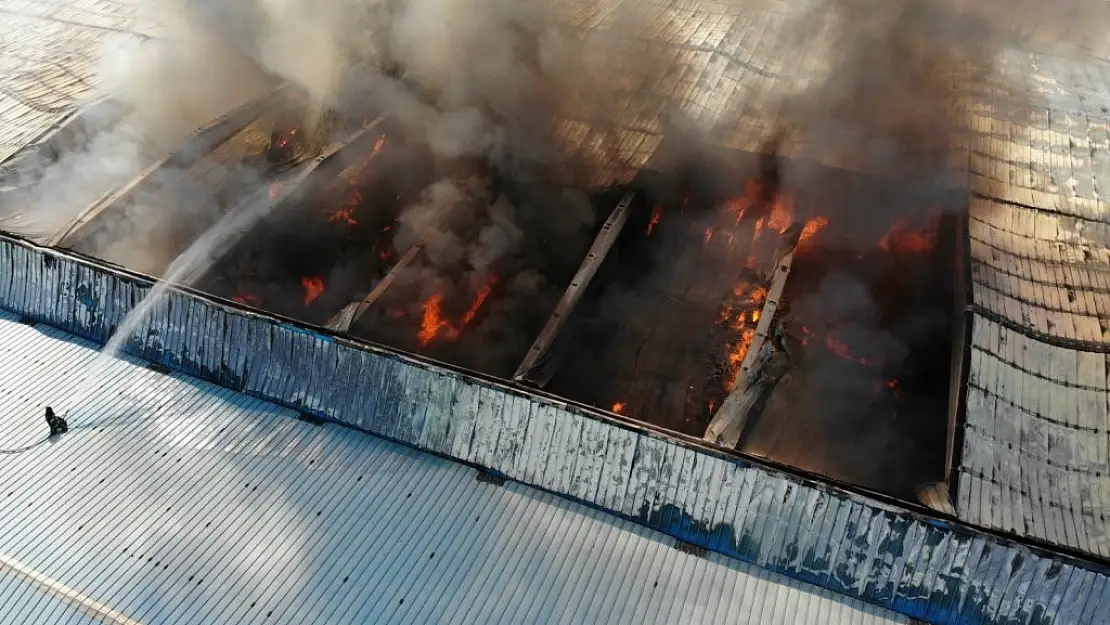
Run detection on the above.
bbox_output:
[417,275,499,346]
[418,294,450,346]
[799,217,829,246]
[611,402,626,414]
[752,218,765,241]
[879,220,934,253]
[301,276,325,305]
[720,283,769,391]
[767,195,794,234]
[704,228,714,246]
[646,204,662,235]
[459,277,497,329]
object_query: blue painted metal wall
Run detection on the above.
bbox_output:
[1,234,1107,625]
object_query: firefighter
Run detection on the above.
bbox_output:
[44,407,68,436]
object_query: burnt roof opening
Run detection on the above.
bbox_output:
[41,97,966,503]
[530,144,964,500]
[345,176,612,378]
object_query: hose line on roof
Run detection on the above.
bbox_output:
[0,437,49,455]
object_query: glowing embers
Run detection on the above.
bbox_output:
[193,123,431,328]
[646,204,662,235]
[325,136,388,226]
[416,274,499,346]
[878,217,937,254]
[733,201,955,498]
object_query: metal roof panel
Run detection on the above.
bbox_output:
[0,308,911,624]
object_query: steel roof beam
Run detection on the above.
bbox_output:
[513,191,636,386]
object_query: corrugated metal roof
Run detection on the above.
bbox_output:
[0,308,910,625]
[956,194,1110,559]
[3,0,1110,616]
[955,77,1110,559]
[0,0,174,163]
[0,569,108,625]
[4,235,1110,625]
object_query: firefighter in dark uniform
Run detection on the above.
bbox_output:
[45,407,68,436]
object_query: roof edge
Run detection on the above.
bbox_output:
[1,233,1107,625]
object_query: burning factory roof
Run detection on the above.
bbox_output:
[1,0,1110,621]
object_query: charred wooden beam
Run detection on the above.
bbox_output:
[704,227,799,448]
[48,82,296,247]
[513,191,635,385]
[261,116,388,210]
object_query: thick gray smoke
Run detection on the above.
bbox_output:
[733,0,1110,497]
[751,0,1108,224]
[173,0,674,372]
[0,11,270,259]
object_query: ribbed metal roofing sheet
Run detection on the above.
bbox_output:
[0,308,910,625]
[0,0,173,163]
[957,192,1110,559]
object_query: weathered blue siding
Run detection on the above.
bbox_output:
[1,234,1107,625]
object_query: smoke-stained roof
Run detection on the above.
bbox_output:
[1,0,1110,593]
[0,309,912,625]
[0,0,174,163]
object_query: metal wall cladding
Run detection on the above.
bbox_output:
[1,235,1109,625]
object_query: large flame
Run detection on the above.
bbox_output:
[417,274,499,346]
[799,217,829,247]
[708,176,830,405]
[417,294,449,346]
